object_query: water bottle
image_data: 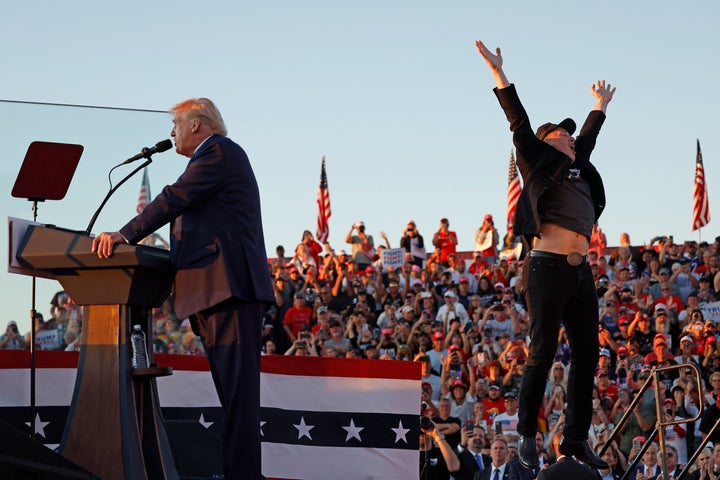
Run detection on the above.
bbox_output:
[130,325,149,369]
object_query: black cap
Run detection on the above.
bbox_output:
[535,118,576,140]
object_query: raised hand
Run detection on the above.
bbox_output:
[591,80,616,112]
[475,40,503,71]
[475,39,510,89]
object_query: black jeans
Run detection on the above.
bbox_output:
[518,252,599,441]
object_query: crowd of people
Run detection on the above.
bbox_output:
[264,223,720,479]
[4,221,720,479]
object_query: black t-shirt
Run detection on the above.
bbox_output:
[419,446,451,480]
[631,330,655,356]
[538,171,594,240]
[432,416,462,450]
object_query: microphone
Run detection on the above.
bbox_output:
[122,139,173,165]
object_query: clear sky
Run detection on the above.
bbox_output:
[2,1,718,333]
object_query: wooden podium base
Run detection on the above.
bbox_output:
[60,304,179,480]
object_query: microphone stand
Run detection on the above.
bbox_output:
[29,198,40,440]
[85,158,152,235]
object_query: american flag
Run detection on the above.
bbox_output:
[506,149,522,229]
[316,157,331,243]
[692,139,710,231]
[137,168,151,214]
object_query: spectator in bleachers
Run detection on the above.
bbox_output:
[269,245,288,277]
[345,221,375,270]
[437,290,469,332]
[300,230,323,268]
[628,312,655,356]
[282,292,312,343]
[285,264,305,293]
[0,320,27,350]
[474,215,499,268]
[399,220,426,267]
[687,444,715,480]
[594,441,626,479]
[432,218,457,268]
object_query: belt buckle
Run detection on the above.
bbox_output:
[566,251,584,266]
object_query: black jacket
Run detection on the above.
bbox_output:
[493,85,607,245]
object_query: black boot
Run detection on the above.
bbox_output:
[518,434,539,469]
[558,436,609,469]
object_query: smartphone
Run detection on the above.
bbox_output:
[465,421,474,433]
[632,439,641,449]
[495,421,502,435]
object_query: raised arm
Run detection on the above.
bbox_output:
[590,80,616,113]
[475,40,510,89]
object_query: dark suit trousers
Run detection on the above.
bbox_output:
[519,255,599,441]
[192,298,265,480]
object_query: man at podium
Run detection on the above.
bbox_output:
[92,97,274,480]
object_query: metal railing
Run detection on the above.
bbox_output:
[598,362,715,480]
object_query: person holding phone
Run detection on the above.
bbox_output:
[475,39,615,470]
[0,320,27,350]
[454,425,491,480]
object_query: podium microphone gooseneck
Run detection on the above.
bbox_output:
[84,139,172,235]
[121,139,173,165]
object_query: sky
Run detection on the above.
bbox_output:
[1,1,718,333]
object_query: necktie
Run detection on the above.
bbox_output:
[493,468,500,480]
[474,453,483,470]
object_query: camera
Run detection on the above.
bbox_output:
[305,288,317,303]
[419,415,433,432]
[296,341,307,348]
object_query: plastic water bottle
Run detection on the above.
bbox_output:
[130,325,149,369]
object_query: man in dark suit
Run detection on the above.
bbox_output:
[475,39,615,470]
[92,97,274,480]
[536,456,597,480]
[455,425,490,480]
[536,430,596,480]
[477,437,513,480]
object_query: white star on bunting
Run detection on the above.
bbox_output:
[198,413,213,429]
[293,416,315,440]
[342,418,364,442]
[25,413,50,438]
[391,419,410,444]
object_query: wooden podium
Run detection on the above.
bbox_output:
[9,218,179,480]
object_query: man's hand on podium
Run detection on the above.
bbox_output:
[92,231,124,258]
